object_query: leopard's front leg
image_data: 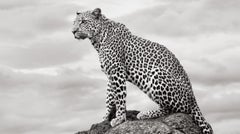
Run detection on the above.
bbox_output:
[108,68,127,127]
[103,82,116,121]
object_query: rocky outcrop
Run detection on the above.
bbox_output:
[76,110,201,134]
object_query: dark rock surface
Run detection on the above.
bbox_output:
[75,110,201,134]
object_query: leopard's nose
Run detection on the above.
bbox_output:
[72,27,79,34]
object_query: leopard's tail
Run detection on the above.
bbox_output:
[190,104,213,134]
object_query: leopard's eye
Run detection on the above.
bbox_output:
[82,20,87,23]
[78,19,88,26]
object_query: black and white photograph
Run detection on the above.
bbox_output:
[0,0,240,134]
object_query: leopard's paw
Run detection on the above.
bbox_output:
[103,115,109,121]
[137,111,151,120]
[110,116,126,127]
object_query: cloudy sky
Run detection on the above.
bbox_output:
[0,0,240,134]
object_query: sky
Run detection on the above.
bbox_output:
[0,0,240,134]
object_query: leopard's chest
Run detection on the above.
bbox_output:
[98,48,119,75]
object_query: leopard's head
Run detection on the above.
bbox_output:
[72,8,104,40]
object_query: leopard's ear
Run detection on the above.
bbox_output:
[92,8,101,19]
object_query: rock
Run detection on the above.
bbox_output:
[75,110,202,134]
[163,113,201,134]
[105,119,172,134]
[89,120,111,134]
[75,131,88,134]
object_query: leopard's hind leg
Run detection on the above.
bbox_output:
[136,67,174,120]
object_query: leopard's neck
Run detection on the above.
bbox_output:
[90,20,131,53]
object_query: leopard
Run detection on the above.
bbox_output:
[72,8,213,134]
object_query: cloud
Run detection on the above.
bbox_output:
[0,35,92,68]
[194,83,240,113]
[118,0,240,37]
[0,0,39,10]
[0,2,91,69]
[0,1,79,38]
[212,119,240,134]
[0,65,107,134]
